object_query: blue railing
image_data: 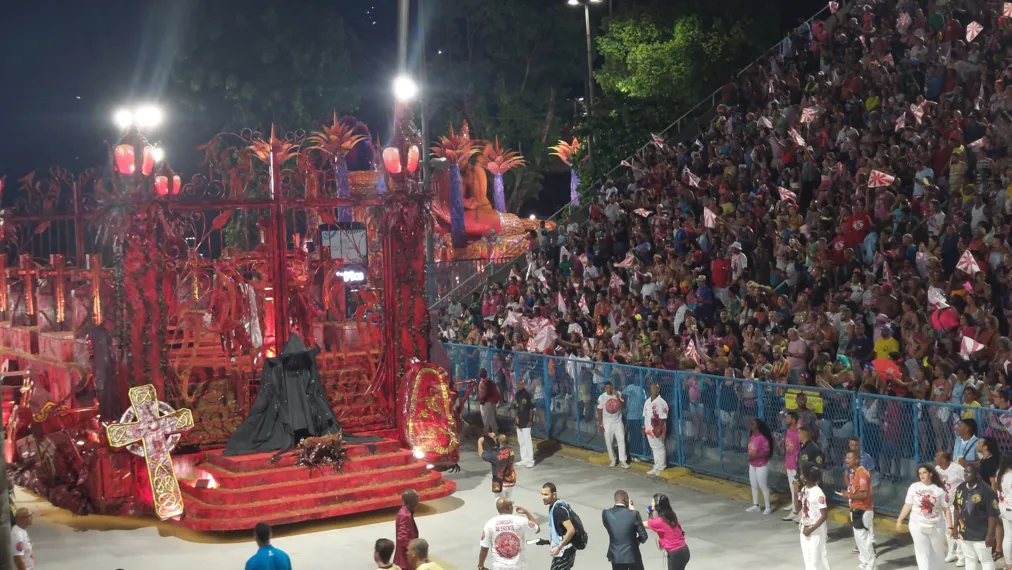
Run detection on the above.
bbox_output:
[445,343,1009,514]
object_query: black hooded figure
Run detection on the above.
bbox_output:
[224,335,340,456]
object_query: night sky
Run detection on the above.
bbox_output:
[0,0,398,178]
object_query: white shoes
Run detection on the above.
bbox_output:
[609,461,617,468]
[955,559,965,567]
[619,462,630,469]
[745,505,761,513]
[647,468,660,476]
[782,504,794,512]
[944,555,958,563]
[762,507,774,515]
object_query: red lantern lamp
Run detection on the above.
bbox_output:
[114,144,136,175]
[171,174,181,195]
[382,147,402,174]
[154,175,169,196]
[407,145,420,173]
[141,146,155,176]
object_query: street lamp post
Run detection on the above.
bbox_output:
[568,0,601,177]
[111,105,165,196]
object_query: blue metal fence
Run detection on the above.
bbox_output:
[445,343,1011,514]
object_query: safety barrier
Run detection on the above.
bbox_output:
[445,343,1006,514]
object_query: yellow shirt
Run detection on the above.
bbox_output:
[961,401,980,420]
[873,337,899,360]
[416,563,444,570]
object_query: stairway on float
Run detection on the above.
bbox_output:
[177,438,455,531]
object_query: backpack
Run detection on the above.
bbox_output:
[553,501,589,550]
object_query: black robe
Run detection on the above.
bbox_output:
[224,335,340,456]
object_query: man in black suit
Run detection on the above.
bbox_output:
[602,489,648,570]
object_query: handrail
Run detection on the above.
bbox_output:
[428,1,837,310]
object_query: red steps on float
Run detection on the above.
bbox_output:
[177,438,456,532]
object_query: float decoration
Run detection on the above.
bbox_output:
[550,138,581,206]
[431,122,480,248]
[477,137,525,213]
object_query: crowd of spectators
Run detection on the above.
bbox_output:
[439,0,1012,458]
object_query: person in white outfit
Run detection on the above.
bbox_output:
[897,464,953,570]
[799,465,831,570]
[642,383,669,475]
[11,508,33,570]
[935,450,966,565]
[952,463,999,570]
[997,460,1012,570]
[596,381,629,469]
[478,497,540,570]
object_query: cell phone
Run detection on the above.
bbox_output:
[647,505,653,514]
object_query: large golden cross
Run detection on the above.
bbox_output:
[105,385,194,520]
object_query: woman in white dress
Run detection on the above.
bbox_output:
[896,464,953,570]
[997,458,1012,570]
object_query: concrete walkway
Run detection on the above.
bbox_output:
[19,441,918,569]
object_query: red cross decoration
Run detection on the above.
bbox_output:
[105,384,194,520]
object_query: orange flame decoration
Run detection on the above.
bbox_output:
[430,121,481,168]
[307,113,370,158]
[478,137,525,176]
[249,125,300,165]
[549,138,581,167]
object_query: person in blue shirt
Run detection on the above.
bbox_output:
[246,522,292,570]
[953,418,979,467]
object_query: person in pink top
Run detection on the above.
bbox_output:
[646,493,690,570]
[782,412,801,518]
[746,419,775,515]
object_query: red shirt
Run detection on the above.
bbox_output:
[828,236,849,265]
[394,505,419,570]
[843,212,873,247]
[711,258,731,288]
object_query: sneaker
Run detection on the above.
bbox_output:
[746,505,761,513]
[944,555,958,563]
[619,462,630,469]
[647,468,660,476]
[782,512,797,522]
[956,559,965,567]
[852,549,859,554]
[609,461,617,468]
[782,504,794,512]
[762,507,773,515]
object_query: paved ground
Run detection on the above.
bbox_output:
[21,440,918,570]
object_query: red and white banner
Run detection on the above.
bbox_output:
[894,113,905,132]
[778,186,798,202]
[789,128,806,147]
[633,208,652,218]
[956,250,981,274]
[685,339,702,366]
[927,287,949,309]
[556,292,566,313]
[502,311,521,328]
[509,267,522,282]
[684,167,701,188]
[880,53,894,67]
[969,137,986,149]
[579,253,589,266]
[615,254,636,268]
[621,159,633,168]
[868,170,895,188]
[704,207,718,228]
[579,294,589,315]
[609,273,625,290]
[559,245,570,263]
[801,107,818,124]
[1005,2,1012,17]
[651,133,666,147]
[759,116,774,129]
[883,261,893,283]
[960,336,986,359]
[897,12,912,33]
[966,21,983,42]
[910,103,924,123]
[522,317,558,353]
[828,1,839,13]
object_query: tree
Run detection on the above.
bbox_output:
[171,0,360,133]
[425,0,585,212]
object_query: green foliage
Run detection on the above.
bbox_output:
[426,0,585,211]
[574,95,682,181]
[172,0,359,132]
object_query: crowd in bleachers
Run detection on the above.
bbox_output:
[439,0,1012,455]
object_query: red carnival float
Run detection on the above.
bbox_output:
[0,107,462,531]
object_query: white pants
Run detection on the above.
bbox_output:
[910,524,947,570]
[648,434,666,471]
[516,427,534,466]
[852,509,876,570]
[961,540,995,570]
[748,464,771,509]
[496,485,514,499]
[1001,510,1012,563]
[786,469,798,512]
[800,526,831,570]
[950,506,964,562]
[481,402,498,434]
[603,421,627,464]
